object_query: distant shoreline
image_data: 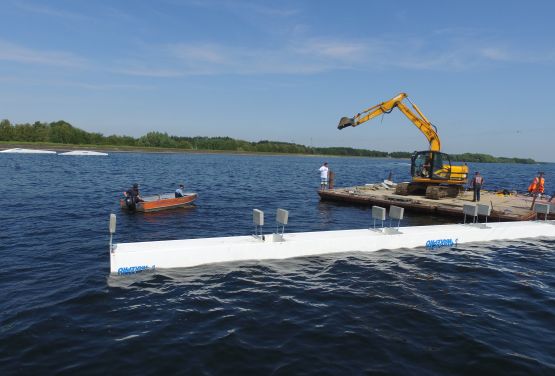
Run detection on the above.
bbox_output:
[0,141,547,164]
[0,141,372,159]
[0,120,542,163]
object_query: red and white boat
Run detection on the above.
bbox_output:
[120,192,197,212]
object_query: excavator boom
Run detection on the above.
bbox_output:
[337,93,441,151]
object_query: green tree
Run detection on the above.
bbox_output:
[0,119,13,141]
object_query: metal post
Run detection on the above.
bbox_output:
[109,213,116,252]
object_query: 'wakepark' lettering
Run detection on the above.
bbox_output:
[117,265,155,275]
[425,238,458,249]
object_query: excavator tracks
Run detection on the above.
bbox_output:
[425,185,461,200]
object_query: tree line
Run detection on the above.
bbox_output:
[0,119,537,164]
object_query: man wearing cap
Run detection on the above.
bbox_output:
[175,184,185,198]
[471,171,484,202]
[319,162,329,190]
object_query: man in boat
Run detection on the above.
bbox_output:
[175,184,185,198]
[123,183,144,209]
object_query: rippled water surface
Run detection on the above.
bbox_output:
[1,153,554,375]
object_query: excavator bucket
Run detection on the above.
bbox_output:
[338,117,355,129]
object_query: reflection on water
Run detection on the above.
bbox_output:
[140,205,197,224]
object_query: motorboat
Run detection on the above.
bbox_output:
[120,192,197,212]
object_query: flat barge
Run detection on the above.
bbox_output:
[318,183,553,221]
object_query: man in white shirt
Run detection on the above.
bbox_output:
[319,162,329,190]
[175,184,185,198]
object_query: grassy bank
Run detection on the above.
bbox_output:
[0,119,539,163]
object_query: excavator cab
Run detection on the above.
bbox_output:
[411,151,452,180]
[398,150,468,199]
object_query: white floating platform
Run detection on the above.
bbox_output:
[0,148,56,154]
[110,220,555,275]
[59,150,108,156]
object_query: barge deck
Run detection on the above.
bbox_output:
[318,183,553,221]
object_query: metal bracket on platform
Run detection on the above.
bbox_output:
[369,205,405,234]
[109,213,117,252]
[463,204,478,225]
[272,208,289,242]
[463,204,492,229]
[477,204,491,224]
[473,204,492,229]
[370,206,386,232]
[534,203,550,221]
[253,209,265,241]
[388,205,404,234]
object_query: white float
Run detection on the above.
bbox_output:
[59,150,108,156]
[109,206,555,275]
[0,148,56,154]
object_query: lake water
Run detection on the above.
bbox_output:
[1,152,554,375]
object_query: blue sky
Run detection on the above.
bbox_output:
[1,0,555,161]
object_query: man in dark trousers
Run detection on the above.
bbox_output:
[528,171,545,209]
[471,171,484,202]
[124,183,144,209]
[175,184,185,198]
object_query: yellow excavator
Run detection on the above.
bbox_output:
[338,93,468,199]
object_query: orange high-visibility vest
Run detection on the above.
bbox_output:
[528,177,545,193]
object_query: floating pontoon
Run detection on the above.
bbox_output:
[0,148,56,154]
[109,204,555,275]
[59,150,108,156]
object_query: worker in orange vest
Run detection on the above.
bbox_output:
[528,172,545,197]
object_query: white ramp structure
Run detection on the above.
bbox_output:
[59,150,108,156]
[0,148,56,154]
[110,215,555,275]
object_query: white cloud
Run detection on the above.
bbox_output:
[0,40,88,68]
[108,31,555,77]
[294,39,369,60]
[178,0,299,17]
[480,47,512,61]
[14,1,85,19]
[169,44,227,64]
[479,45,555,64]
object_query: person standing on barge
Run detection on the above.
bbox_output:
[528,172,545,198]
[471,171,484,202]
[319,162,329,190]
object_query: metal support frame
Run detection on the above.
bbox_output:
[533,203,550,221]
[253,209,265,240]
[389,205,404,230]
[109,213,117,252]
[372,206,386,230]
[477,204,491,224]
[275,208,289,236]
[463,204,478,224]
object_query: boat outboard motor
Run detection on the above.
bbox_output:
[125,196,136,211]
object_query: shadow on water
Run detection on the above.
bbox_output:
[128,205,198,224]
